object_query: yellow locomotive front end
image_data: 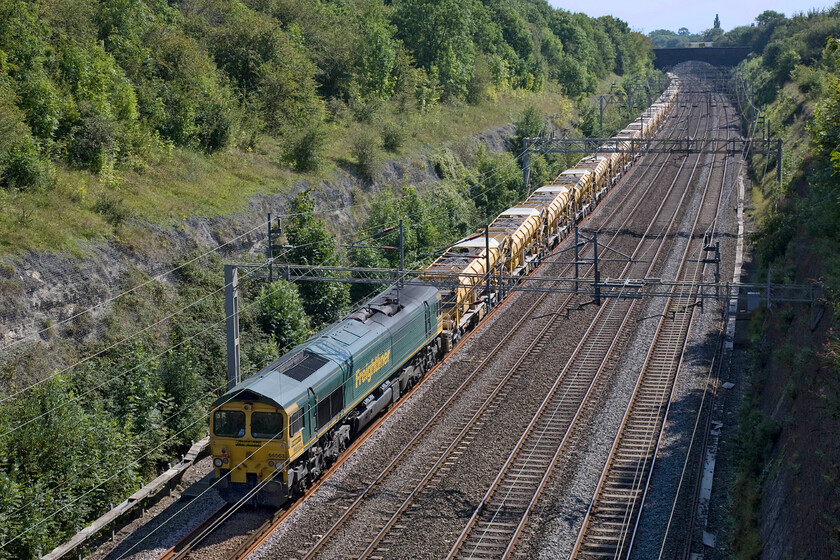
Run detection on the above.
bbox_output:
[210,401,292,506]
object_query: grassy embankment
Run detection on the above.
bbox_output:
[725,35,840,559]
[0,88,570,256]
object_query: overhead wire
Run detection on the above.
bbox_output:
[113,303,435,560]
[5,94,647,550]
[0,204,456,407]
[6,271,396,522]
[655,82,756,558]
[3,273,401,549]
[1,128,540,406]
[0,124,546,412]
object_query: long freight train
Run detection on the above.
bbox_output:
[209,74,680,506]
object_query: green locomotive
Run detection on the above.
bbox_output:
[210,282,442,506]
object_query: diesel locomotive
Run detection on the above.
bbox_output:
[211,282,443,505]
[210,74,681,506]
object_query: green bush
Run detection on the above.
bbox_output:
[0,79,52,191]
[16,70,62,140]
[68,108,118,172]
[0,139,52,191]
[283,122,326,172]
[257,280,312,352]
[92,193,131,227]
[285,189,351,325]
[352,128,383,182]
[791,64,823,96]
[380,118,406,153]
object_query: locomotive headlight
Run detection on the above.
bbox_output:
[274,462,284,470]
[223,458,229,465]
[268,460,275,467]
[214,458,223,467]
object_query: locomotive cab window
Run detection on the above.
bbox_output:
[289,409,305,435]
[214,410,245,438]
[251,412,284,439]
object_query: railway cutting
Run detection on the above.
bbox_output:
[92,68,764,560]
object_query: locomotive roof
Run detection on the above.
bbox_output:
[213,282,439,411]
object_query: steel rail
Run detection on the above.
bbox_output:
[570,84,734,560]
[150,280,510,560]
[300,98,697,560]
[167,93,689,560]
[354,98,704,560]
[156,504,232,560]
[625,93,736,556]
[445,87,717,560]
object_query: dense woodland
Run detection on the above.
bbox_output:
[0,1,659,558]
[0,0,651,189]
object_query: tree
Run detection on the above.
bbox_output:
[714,14,721,30]
[348,245,388,303]
[508,104,544,153]
[679,27,690,36]
[392,0,476,101]
[811,44,840,174]
[0,376,139,558]
[472,146,521,222]
[649,29,686,48]
[160,341,209,440]
[284,189,351,325]
[355,2,399,100]
[257,280,312,352]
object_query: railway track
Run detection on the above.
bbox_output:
[156,504,233,560]
[153,74,725,560]
[299,235,599,560]
[152,500,287,560]
[293,89,711,560]
[442,87,722,560]
[570,86,735,560]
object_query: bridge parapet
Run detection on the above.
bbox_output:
[653,47,751,69]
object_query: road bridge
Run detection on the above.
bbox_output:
[653,47,750,69]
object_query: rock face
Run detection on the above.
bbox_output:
[0,124,516,355]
